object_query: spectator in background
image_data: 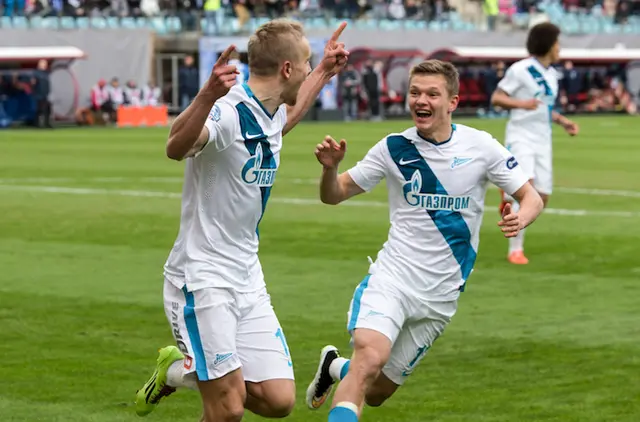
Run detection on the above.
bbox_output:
[484,0,499,31]
[31,59,52,128]
[482,60,504,112]
[561,60,582,112]
[203,0,223,35]
[91,79,113,122]
[108,77,125,110]
[178,55,199,111]
[142,80,162,106]
[233,0,251,33]
[124,80,142,106]
[340,63,360,121]
[361,59,383,121]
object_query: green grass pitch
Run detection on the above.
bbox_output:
[1,115,640,421]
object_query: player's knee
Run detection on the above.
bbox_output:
[246,380,296,418]
[354,346,386,379]
[201,385,245,422]
[266,392,296,418]
[204,399,244,422]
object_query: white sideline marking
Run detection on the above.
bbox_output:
[2,177,640,199]
[1,184,639,218]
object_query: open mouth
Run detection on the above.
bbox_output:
[415,110,432,118]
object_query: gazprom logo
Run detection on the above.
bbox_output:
[403,170,470,211]
[241,143,277,187]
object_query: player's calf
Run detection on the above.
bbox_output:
[364,372,399,407]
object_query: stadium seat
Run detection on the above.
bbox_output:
[149,17,168,34]
[28,16,42,28]
[12,16,28,29]
[165,16,182,32]
[90,17,108,29]
[106,16,120,28]
[76,17,89,29]
[60,16,75,29]
[121,17,137,29]
[42,16,61,29]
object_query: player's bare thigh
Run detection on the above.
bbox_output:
[236,287,296,417]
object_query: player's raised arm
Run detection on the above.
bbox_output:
[316,136,363,205]
[283,22,349,136]
[166,45,239,160]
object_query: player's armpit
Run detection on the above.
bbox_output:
[511,182,544,229]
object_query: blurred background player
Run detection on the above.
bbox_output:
[305,60,544,422]
[134,19,349,422]
[491,22,579,265]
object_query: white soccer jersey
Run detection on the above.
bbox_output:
[164,83,287,293]
[347,124,529,301]
[498,57,560,144]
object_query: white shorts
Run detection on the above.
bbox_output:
[163,278,295,382]
[346,273,457,386]
[505,139,553,195]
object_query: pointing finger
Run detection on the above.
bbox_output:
[216,45,236,65]
[329,21,347,43]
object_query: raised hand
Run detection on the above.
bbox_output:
[320,22,350,78]
[497,203,522,238]
[203,45,240,99]
[315,135,347,169]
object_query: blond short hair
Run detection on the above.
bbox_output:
[248,19,306,77]
[410,60,460,97]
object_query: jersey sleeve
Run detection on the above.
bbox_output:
[200,101,238,155]
[346,140,388,192]
[486,138,529,196]
[496,65,522,96]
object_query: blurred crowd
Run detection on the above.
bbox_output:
[1,0,453,29]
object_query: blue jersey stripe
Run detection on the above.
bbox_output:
[387,135,477,290]
[236,102,276,237]
[526,65,555,124]
[182,286,209,381]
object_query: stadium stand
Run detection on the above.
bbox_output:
[1,0,640,34]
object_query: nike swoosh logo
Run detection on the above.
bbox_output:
[245,132,262,139]
[399,158,419,165]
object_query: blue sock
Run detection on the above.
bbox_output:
[340,360,350,380]
[330,357,351,381]
[328,403,358,422]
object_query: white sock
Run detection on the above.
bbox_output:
[167,361,198,390]
[329,357,350,381]
[508,201,525,253]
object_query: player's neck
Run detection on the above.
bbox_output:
[417,123,453,144]
[246,78,284,116]
[534,55,552,68]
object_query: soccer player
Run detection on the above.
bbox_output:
[134,19,348,421]
[491,22,579,265]
[304,60,544,422]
